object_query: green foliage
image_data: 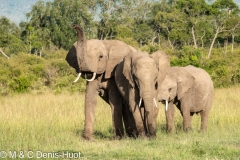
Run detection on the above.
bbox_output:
[0,16,27,55]
[24,0,95,50]
[0,50,85,95]
[170,46,202,67]
[169,47,240,88]
[9,75,32,93]
[133,23,154,46]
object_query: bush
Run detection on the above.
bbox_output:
[9,75,32,93]
[0,50,85,95]
[168,46,240,88]
[170,46,202,67]
[1,46,240,95]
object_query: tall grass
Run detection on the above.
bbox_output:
[0,87,240,159]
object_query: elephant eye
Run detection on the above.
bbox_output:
[168,88,172,92]
[99,55,103,60]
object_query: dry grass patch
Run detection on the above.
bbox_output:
[0,87,240,159]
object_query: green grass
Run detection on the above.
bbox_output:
[0,87,240,159]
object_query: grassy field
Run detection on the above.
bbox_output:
[0,87,240,160]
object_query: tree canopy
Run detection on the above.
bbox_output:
[1,0,239,53]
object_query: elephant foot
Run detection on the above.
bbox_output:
[115,130,124,139]
[138,132,147,139]
[199,128,207,133]
[148,135,156,140]
[126,130,138,138]
[112,135,122,140]
[183,127,193,133]
[82,133,94,141]
[166,128,173,133]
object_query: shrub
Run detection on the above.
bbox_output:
[1,46,240,95]
[170,46,202,67]
[9,75,32,93]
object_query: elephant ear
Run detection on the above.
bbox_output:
[65,42,80,73]
[150,51,170,89]
[122,52,135,88]
[104,41,134,79]
[175,68,195,100]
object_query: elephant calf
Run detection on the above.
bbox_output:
[158,65,214,132]
[115,50,170,138]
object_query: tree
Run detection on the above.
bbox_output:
[175,0,212,49]
[0,48,10,59]
[207,0,239,58]
[0,16,25,55]
[25,0,96,50]
[96,0,156,47]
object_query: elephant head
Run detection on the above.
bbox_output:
[122,50,170,136]
[66,24,133,81]
[123,51,158,105]
[158,67,195,110]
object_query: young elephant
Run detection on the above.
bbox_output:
[115,51,170,138]
[158,65,214,132]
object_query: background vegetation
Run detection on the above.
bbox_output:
[1,0,240,95]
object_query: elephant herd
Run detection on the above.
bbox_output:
[65,25,214,140]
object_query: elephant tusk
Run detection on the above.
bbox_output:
[154,98,158,108]
[138,97,143,108]
[73,73,82,83]
[165,100,168,111]
[86,72,96,81]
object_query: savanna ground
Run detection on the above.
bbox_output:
[0,87,240,160]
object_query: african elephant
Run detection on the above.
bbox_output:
[115,51,170,138]
[158,65,214,132]
[65,24,136,140]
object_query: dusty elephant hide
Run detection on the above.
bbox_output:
[158,65,214,132]
[65,25,137,140]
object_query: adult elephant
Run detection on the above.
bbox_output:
[65,24,136,140]
[158,65,214,133]
[115,51,170,138]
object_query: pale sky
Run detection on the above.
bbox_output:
[0,0,240,25]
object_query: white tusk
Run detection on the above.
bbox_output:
[86,72,96,81]
[165,100,168,111]
[154,98,158,108]
[138,97,142,108]
[73,73,82,83]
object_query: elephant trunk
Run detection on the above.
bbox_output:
[72,24,93,73]
[142,93,156,137]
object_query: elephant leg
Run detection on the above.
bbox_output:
[140,107,148,135]
[83,80,99,140]
[200,96,213,132]
[180,99,192,132]
[200,109,210,132]
[108,80,124,139]
[131,105,146,138]
[200,111,208,132]
[122,102,138,138]
[166,102,175,133]
[153,104,159,134]
[128,89,146,138]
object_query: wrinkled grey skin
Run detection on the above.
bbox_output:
[65,25,136,140]
[158,65,214,132]
[115,51,170,138]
